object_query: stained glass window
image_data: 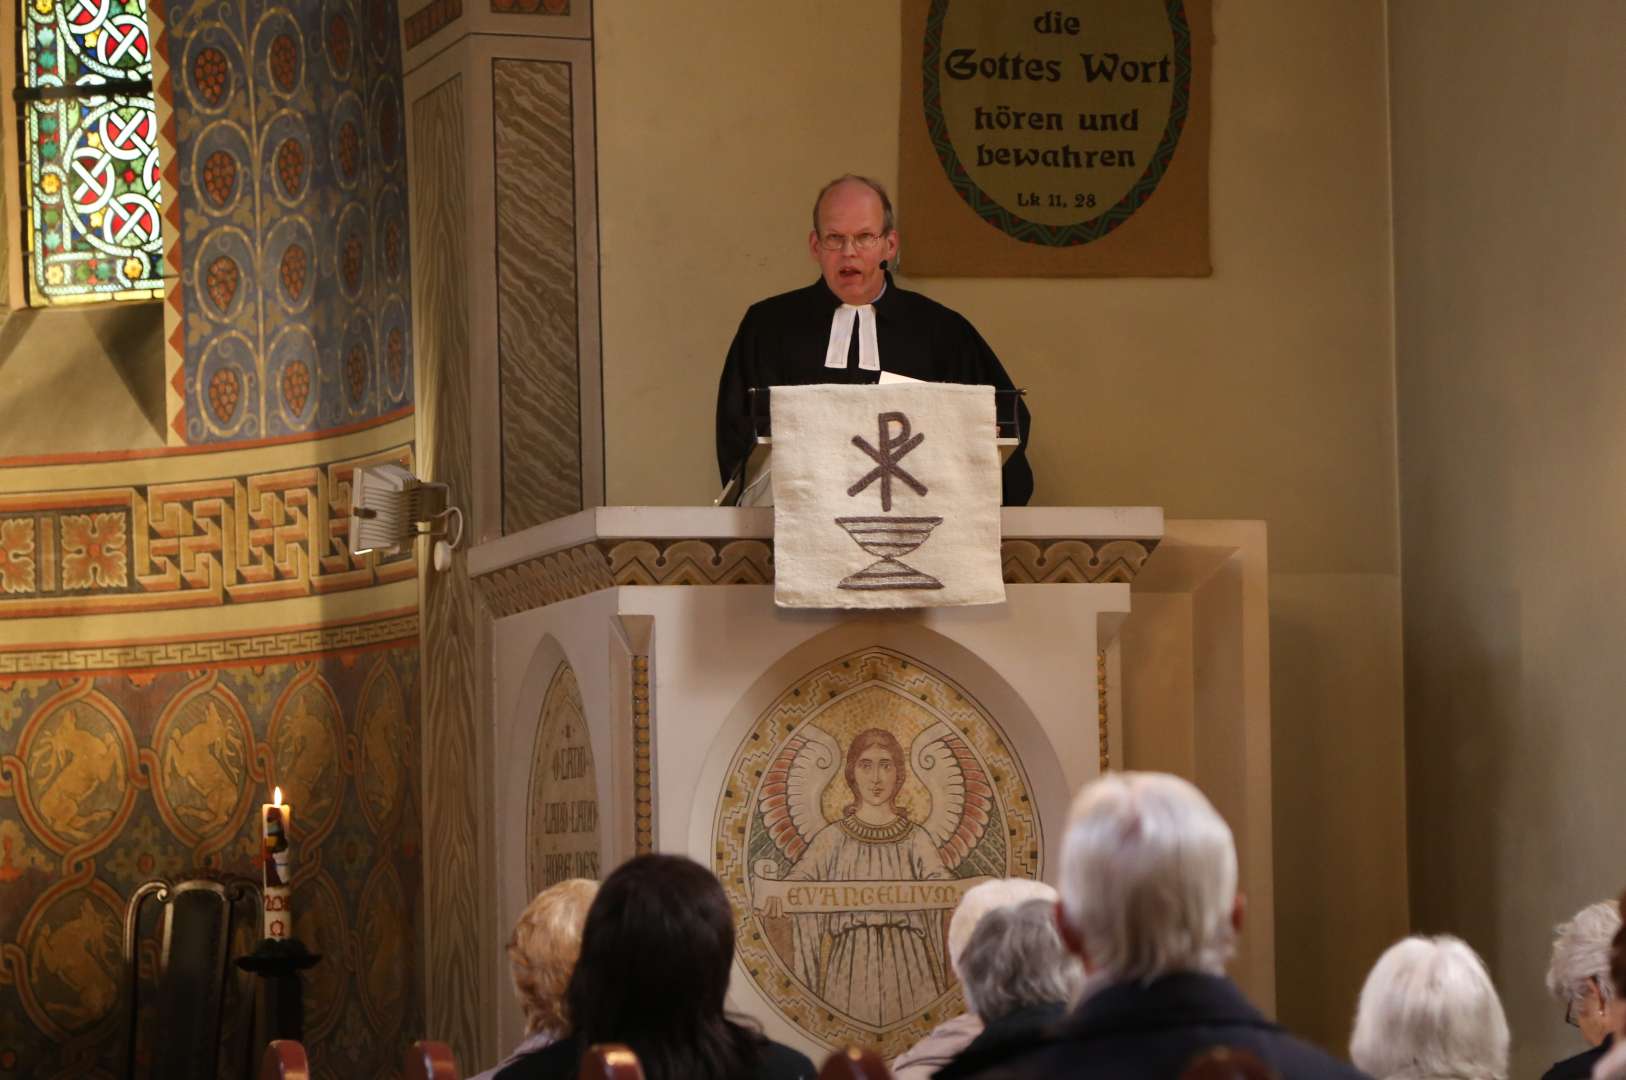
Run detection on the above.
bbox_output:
[19,0,164,305]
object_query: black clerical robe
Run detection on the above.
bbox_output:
[715,272,1034,506]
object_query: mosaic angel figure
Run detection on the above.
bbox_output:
[755,722,993,1025]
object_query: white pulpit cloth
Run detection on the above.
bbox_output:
[770,383,1005,609]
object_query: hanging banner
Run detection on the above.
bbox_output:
[898,0,1212,277]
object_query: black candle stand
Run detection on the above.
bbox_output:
[236,938,321,1042]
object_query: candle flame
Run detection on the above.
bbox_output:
[273,786,283,804]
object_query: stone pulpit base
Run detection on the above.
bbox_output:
[468,507,1271,1062]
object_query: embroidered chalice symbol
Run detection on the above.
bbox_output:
[834,516,944,590]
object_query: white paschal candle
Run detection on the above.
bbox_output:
[263,786,292,940]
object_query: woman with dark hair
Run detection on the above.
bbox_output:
[493,854,814,1080]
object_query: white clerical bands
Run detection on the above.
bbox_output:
[824,304,881,372]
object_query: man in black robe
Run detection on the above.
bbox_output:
[715,175,1034,506]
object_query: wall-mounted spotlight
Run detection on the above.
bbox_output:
[347,463,465,571]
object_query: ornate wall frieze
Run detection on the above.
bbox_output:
[0,614,418,677]
[0,447,416,617]
[472,536,1157,617]
[475,542,615,617]
[608,538,774,587]
[491,0,569,12]
[405,0,464,48]
[1000,538,1158,584]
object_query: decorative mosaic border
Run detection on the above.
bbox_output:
[149,0,188,445]
[0,446,415,617]
[1001,538,1157,584]
[490,0,569,11]
[1097,650,1109,773]
[473,537,1156,616]
[630,654,651,855]
[405,0,463,48]
[0,613,417,676]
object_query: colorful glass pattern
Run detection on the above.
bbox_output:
[21,0,165,304]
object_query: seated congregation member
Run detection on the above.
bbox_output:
[494,853,815,1080]
[1586,892,1626,1080]
[954,771,1366,1079]
[1349,936,1509,1080]
[1541,900,1622,1079]
[472,879,598,1080]
[892,878,1059,1080]
[935,898,1085,1079]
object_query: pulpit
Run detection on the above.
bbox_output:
[467,504,1270,1062]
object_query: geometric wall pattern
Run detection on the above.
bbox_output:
[0,445,415,617]
[167,0,412,443]
[0,642,422,1079]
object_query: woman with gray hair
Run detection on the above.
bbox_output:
[890,877,1057,1080]
[935,898,1084,1079]
[1349,935,1509,1080]
[1541,900,1621,1079]
[1584,891,1626,1080]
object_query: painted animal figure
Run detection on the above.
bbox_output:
[35,898,118,1025]
[32,712,119,840]
[163,702,242,831]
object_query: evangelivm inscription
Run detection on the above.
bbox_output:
[713,647,1042,1058]
[924,0,1191,245]
[527,664,602,891]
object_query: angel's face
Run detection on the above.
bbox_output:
[853,746,899,807]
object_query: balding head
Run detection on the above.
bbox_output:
[811,175,895,236]
[808,174,899,305]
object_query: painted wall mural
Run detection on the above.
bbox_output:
[713,647,1042,1060]
[0,643,422,1078]
[0,1,424,1076]
[165,0,412,443]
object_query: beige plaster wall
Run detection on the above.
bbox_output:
[1390,3,1626,1075]
[594,0,1406,1051]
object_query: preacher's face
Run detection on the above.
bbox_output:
[809,181,899,305]
[853,745,899,807]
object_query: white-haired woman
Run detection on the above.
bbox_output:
[1587,892,1626,1080]
[890,877,1056,1080]
[1350,935,1509,1080]
[1542,901,1621,1079]
[935,898,1084,1079]
[471,878,598,1080]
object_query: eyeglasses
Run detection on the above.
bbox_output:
[1566,976,1602,1026]
[818,231,887,252]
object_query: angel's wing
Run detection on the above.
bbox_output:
[758,723,841,862]
[912,721,994,869]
